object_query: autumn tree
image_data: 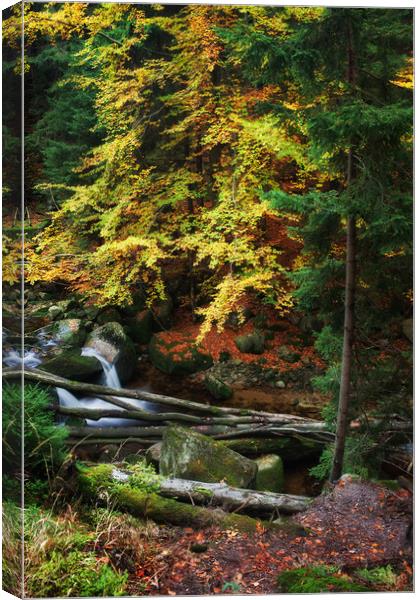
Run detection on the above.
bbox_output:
[227,7,413,478]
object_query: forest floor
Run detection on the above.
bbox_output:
[107,478,412,595]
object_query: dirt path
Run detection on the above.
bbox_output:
[124,478,412,595]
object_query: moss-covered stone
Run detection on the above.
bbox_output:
[149,334,213,375]
[255,454,284,493]
[85,322,136,383]
[145,442,162,468]
[204,373,233,400]
[50,319,86,347]
[42,349,102,381]
[160,425,257,487]
[234,332,265,354]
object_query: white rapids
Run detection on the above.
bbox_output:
[58,346,159,427]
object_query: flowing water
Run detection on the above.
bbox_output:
[3,330,159,427]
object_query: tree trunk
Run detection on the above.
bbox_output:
[330,17,357,482]
[158,477,311,514]
[76,464,288,532]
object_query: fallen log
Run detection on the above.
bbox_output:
[76,463,280,533]
[157,477,311,514]
[52,403,326,428]
[66,424,333,446]
[4,367,319,422]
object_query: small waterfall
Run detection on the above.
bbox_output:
[3,336,160,428]
[81,347,121,389]
[76,346,158,427]
[56,387,81,409]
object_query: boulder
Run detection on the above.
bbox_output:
[42,348,102,381]
[85,322,136,384]
[149,334,213,375]
[50,319,86,347]
[278,345,300,362]
[160,425,257,488]
[235,332,265,354]
[204,373,233,400]
[255,454,284,493]
[145,442,162,469]
[128,309,153,344]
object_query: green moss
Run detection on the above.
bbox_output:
[235,332,265,354]
[160,425,257,487]
[26,550,128,597]
[42,349,102,380]
[255,454,284,493]
[77,464,281,534]
[277,566,370,593]
[355,565,397,587]
[204,374,233,400]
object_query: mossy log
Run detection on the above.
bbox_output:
[77,463,277,533]
[158,478,311,514]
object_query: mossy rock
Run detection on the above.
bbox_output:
[149,334,213,375]
[277,566,370,593]
[278,345,301,362]
[50,319,86,347]
[127,309,153,344]
[255,454,284,493]
[42,349,102,381]
[160,425,257,488]
[234,332,265,354]
[145,442,162,469]
[204,373,233,400]
[85,322,136,384]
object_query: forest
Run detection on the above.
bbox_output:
[2,2,413,596]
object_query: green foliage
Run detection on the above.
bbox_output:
[277,565,370,593]
[355,565,397,587]
[309,433,382,481]
[26,550,127,598]
[2,383,68,484]
[222,581,242,593]
[126,460,162,494]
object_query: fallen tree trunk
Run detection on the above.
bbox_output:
[76,463,281,533]
[158,477,311,514]
[4,367,318,422]
[66,423,332,441]
[52,403,326,428]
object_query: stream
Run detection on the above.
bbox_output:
[2,327,160,428]
[2,327,323,496]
